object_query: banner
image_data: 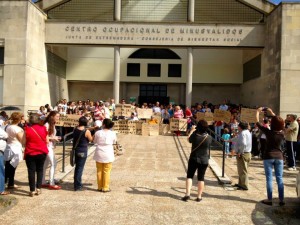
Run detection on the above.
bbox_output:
[213,109,232,124]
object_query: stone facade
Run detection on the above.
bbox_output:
[1,1,300,116]
[0,1,49,112]
[240,4,282,113]
[280,3,300,117]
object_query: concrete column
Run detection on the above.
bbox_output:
[114,0,121,21]
[113,46,120,104]
[186,47,193,107]
[188,0,195,22]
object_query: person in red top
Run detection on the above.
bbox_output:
[22,113,49,197]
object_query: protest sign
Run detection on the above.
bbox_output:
[149,124,159,136]
[115,104,132,117]
[137,108,153,119]
[57,114,80,127]
[170,118,187,131]
[141,123,150,136]
[240,108,263,123]
[213,109,231,124]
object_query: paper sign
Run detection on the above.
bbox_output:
[240,108,263,123]
[141,123,150,136]
[159,124,170,135]
[170,118,187,131]
[137,108,153,119]
[213,109,232,124]
[115,104,133,117]
[57,114,81,127]
[149,124,159,136]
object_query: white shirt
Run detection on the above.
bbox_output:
[0,127,8,152]
[44,122,56,149]
[235,129,252,154]
[93,129,117,163]
[219,104,228,111]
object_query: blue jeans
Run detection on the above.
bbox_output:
[214,126,222,141]
[224,143,230,154]
[0,151,5,192]
[263,159,284,201]
[74,152,87,190]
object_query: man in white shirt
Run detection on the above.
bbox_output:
[153,102,161,113]
[234,121,252,191]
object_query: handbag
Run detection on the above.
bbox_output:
[70,129,85,167]
[113,141,124,156]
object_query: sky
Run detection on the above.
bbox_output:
[271,0,300,3]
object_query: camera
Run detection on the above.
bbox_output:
[262,107,268,112]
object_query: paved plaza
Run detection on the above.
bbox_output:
[1,134,300,225]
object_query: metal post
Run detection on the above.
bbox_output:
[62,135,66,173]
[222,142,225,177]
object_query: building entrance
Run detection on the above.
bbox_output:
[138,84,169,106]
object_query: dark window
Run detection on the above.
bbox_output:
[148,64,161,77]
[139,84,167,97]
[129,49,181,59]
[243,55,261,82]
[127,63,140,77]
[168,64,182,77]
[0,47,4,64]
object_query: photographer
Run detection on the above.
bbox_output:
[256,107,285,206]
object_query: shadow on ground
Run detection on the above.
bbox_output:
[251,197,300,225]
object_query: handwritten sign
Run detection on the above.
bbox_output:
[196,112,214,122]
[56,114,81,127]
[115,104,133,117]
[137,108,153,119]
[170,118,187,131]
[213,109,231,124]
[240,108,263,123]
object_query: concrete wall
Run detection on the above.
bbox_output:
[280,3,300,117]
[0,1,49,113]
[66,47,244,84]
[240,4,282,111]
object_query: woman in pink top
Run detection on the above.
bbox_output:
[174,106,184,136]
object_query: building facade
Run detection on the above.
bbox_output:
[0,0,299,117]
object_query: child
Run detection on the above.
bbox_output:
[221,128,231,158]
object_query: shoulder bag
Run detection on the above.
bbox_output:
[191,133,208,153]
[70,129,85,167]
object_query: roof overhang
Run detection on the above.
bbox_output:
[39,0,276,15]
[237,0,275,14]
[41,0,69,11]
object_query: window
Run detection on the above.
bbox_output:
[168,64,182,77]
[243,55,261,82]
[139,84,167,97]
[127,63,140,77]
[147,64,161,77]
[0,47,4,64]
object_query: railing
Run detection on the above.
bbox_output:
[207,127,226,178]
[61,131,74,173]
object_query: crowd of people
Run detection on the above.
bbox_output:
[0,98,299,207]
